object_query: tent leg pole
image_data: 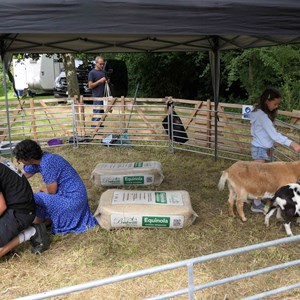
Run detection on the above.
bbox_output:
[2,55,14,159]
[209,39,220,161]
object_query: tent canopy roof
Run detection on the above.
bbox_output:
[1,0,300,54]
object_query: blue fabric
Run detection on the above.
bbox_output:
[88,68,106,122]
[24,152,98,235]
[88,68,106,97]
[251,145,269,161]
[92,99,104,123]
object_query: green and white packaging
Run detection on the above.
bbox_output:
[90,161,164,187]
[94,189,198,230]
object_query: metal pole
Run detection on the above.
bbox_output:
[2,55,13,158]
[71,98,79,148]
[187,263,195,300]
[209,37,220,161]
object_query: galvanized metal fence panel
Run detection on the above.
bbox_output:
[1,97,299,161]
[16,235,300,300]
[0,97,299,299]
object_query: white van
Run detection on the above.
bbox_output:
[13,54,64,96]
[12,59,27,96]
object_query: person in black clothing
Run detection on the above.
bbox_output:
[0,156,50,258]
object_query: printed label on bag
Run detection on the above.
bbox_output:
[123,175,145,184]
[101,175,154,185]
[99,161,157,170]
[110,214,184,228]
[133,162,144,168]
[101,176,122,185]
[111,214,139,227]
[112,191,184,205]
[142,216,170,227]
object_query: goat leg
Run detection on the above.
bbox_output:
[228,190,235,218]
[236,200,247,222]
[283,210,294,236]
[265,207,277,227]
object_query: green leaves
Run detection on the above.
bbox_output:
[221,45,300,109]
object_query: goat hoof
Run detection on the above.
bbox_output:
[241,217,247,222]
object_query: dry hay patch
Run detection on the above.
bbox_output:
[1,145,300,299]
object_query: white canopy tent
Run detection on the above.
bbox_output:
[1,0,300,158]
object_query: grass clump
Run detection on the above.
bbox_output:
[1,145,300,299]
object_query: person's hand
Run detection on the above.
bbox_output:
[40,186,48,193]
[290,141,300,153]
[98,77,107,85]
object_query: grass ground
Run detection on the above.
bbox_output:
[0,93,55,104]
[1,144,300,299]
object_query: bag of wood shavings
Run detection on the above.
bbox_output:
[94,189,198,230]
[90,161,164,187]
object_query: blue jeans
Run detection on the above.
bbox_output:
[251,146,271,161]
[92,100,104,124]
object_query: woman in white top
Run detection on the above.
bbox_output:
[249,87,300,213]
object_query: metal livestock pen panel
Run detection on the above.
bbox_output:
[17,235,300,300]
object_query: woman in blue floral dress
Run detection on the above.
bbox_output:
[13,139,98,235]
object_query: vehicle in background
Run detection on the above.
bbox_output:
[13,54,64,96]
[53,59,128,99]
[12,59,27,97]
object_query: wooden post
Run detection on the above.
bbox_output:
[164,97,169,114]
[121,96,126,131]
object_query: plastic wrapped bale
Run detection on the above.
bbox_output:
[90,161,164,187]
[94,189,198,230]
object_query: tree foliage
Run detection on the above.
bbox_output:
[114,52,212,99]
[0,63,12,96]
[2,45,300,112]
[221,45,300,110]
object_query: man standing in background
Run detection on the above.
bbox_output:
[88,56,108,126]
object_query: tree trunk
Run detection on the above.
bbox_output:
[62,54,79,97]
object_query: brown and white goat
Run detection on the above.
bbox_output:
[218,160,300,222]
[265,183,300,236]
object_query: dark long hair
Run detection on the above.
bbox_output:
[253,87,281,122]
[13,139,43,161]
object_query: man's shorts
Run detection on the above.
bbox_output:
[251,146,270,161]
[0,209,35,247]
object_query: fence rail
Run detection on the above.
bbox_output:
[0,97,299,161]
[2,97,300,299]
[16,235,300,300]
